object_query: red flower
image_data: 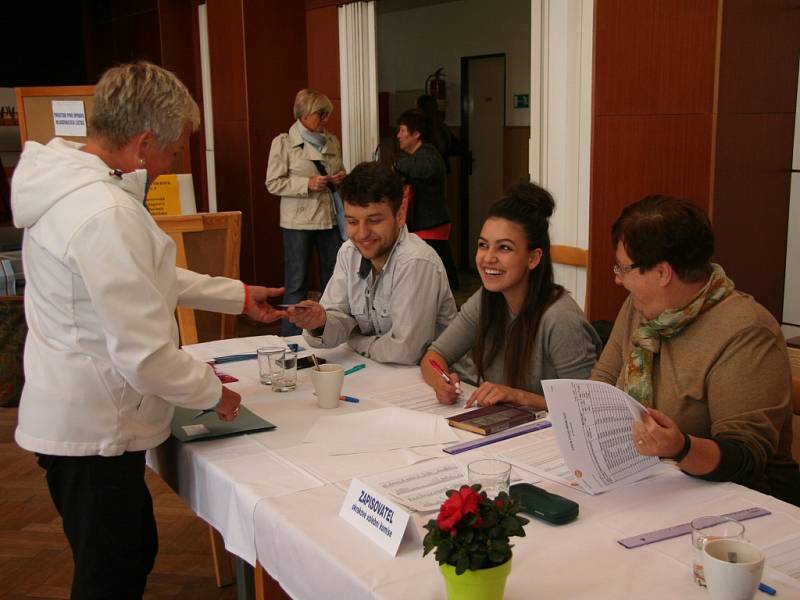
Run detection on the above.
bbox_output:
[436,485,480,533]
[495,498,506,509]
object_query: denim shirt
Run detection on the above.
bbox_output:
[303,227,456,365]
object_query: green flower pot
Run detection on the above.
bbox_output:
[439,559,512,600]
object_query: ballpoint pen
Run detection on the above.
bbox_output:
[344,363,366,376]
[211,353,258,364]
[429,359,462,394]
[758,582,776,596]
[339,395,360,403]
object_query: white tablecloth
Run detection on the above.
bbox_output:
[150,339,800,599]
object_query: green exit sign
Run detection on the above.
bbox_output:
[513,94,529,109]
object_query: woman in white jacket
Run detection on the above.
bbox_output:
[11,62,285,599]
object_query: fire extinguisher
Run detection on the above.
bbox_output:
[425,67,447,118]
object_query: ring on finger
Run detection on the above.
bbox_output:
[636,439,644,446]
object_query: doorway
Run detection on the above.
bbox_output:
[461,54,506,267]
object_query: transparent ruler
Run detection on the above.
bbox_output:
[617,507,771,549]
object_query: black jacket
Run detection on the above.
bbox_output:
[395,144,449,231]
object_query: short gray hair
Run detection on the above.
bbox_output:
[90,61,200,150]
[293,89,334,120]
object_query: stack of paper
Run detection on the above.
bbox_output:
[181,335,286,361]
[365,457,467,512]
[303,407,459,455]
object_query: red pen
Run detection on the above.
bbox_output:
[429,359,462,394]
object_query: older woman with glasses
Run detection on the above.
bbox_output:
[266,89,347,335]
[11,62,286,597]
[592,195,798,506]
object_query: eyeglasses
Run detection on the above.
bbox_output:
[316,110,329,119]
[612,262,639,277]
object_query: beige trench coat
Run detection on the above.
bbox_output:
[265,120,344,230]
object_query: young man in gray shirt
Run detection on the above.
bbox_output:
[287,162,456,365]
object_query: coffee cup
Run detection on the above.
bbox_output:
[311,364,344,409]
[702,538,765,600]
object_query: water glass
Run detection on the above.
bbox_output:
[257,346,284,385]
[467,459,511,498]
[271,350,297,392]
[690,516,746,586]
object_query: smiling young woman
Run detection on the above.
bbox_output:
[421,183,602,409]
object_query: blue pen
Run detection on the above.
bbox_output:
[344,363,366,376]
[339,396,360,403]
[758,582,776,596]
[212,353,257,364]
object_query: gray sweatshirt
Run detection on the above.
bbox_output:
[430,288,601,394]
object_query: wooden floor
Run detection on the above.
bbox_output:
[0,406,239,600]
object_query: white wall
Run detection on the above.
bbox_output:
[377,0,531,127]
[534,0,593,309]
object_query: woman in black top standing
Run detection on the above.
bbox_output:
[395,109,459,290]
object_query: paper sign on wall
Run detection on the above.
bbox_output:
[339,478,418,556]
[145,174,181,216]
[52,100,87,137]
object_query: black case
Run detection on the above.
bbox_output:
[510,483,579,525]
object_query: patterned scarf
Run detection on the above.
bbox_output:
[624,263,734,407]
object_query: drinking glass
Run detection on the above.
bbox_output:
[690,516,745,586]
[257,346,284,385]
[467,459,511,498]
[271,350,297,392]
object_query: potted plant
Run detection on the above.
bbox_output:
[422,484,529,600]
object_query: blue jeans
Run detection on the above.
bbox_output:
[281,227,341,335]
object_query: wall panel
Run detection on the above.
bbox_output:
[589,114,713,319]
[307,4,341,129]
[713,113,795,318]
[593,0,717,116]
[207,0,307,284]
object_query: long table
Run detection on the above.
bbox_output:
[150,338,800,599]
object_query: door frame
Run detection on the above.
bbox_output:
[460,53,506,270]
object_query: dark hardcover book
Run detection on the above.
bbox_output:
[447,404,546,436]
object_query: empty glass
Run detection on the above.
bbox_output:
[271,350,297,392]
[467,459,511,498]
[690,516,746,586]
[257,346,285,385]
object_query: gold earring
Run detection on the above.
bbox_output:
[138,158,145,167]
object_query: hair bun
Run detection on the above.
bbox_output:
[507,181,555,218]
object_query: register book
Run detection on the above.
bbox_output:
[447,404,546,435]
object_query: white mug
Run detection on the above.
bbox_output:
[311,364,344,409]
[702,538,765,600]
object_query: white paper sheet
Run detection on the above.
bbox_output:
[303,407,459,454]
[766,534,800,581]
[182,334,287,361]
[52,100,87,136]
[366,381,466,417]
[542,379,666,494]
[495,427,577,488]
[365,457,468,513]
[275,443,434,484]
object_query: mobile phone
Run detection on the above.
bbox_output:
[296,356,326,370]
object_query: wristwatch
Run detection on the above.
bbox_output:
[670,432,692,463]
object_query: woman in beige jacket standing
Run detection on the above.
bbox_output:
[266,89,346,335]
